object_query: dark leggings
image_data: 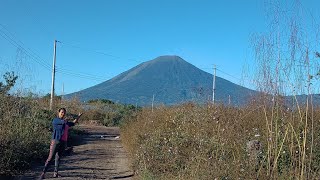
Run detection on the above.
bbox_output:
[42,140,66,173]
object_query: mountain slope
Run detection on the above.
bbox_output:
[66,56,257,106]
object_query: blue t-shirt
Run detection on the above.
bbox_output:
[52,117,66,140]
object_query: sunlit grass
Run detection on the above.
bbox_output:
[122,99,320,179]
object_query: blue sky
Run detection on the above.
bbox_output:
[0,0,319,95]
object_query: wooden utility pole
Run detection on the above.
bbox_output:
[50,40,57,110]
[212,65,216,104]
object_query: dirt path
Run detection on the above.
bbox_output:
[18,125,134,180]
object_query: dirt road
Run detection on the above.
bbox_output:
[18,125,134,180]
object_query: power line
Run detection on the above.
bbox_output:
[216,68,255,87]
[56,65,108,78]
[0,31,51,70]
[216,67,262,87]
[216,69,242,82]
[58,40,142,63]
[0,24,112,82]
[59,41,119,59]
[0,24,52,68]
[55,40,149,81]
[55,68,108,81]
[56,70,106,81]
[199,65,257,87]
[0,24,52,70]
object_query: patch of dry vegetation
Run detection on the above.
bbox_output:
[121,98,320,179]
[0,72,51,175]
[0,73,86,175]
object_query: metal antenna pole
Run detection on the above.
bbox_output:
[213,65,216,104]
[61,83,64,100]
[152,94,155,112]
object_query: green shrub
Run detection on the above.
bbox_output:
[83,99,140,127]
[0,117,50,174]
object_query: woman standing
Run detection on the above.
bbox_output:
[39,108,82,179]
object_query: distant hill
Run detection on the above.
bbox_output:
[65,56,258,106]
[284,94,320,107]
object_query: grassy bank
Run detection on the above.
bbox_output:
[121,100,320,179]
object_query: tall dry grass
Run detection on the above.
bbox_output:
[121,99,320,179]
[0,94,51,175]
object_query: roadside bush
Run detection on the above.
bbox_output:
[0,94,51,175]
[103,104,138,127]
[34,109,56,130]
[122,104,248,179]
[0,117,49,174]
[82,109,105,122]
[0,72,53,175]
[83,99,140,127]
[121,101,320,179]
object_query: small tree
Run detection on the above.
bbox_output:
[0,71,18,95]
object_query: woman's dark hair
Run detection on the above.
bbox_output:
[58,108,66,113]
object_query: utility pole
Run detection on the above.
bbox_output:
[61,83,64,100]
[152,94,155,112]
[135,102,138,113]
[50,40,57,110]
[212,65,216,104]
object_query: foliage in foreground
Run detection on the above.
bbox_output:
[0,72,86,175]
[121,100,320,179]
[0,72,51,174]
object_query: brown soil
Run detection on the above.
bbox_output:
[16,125,134,180]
